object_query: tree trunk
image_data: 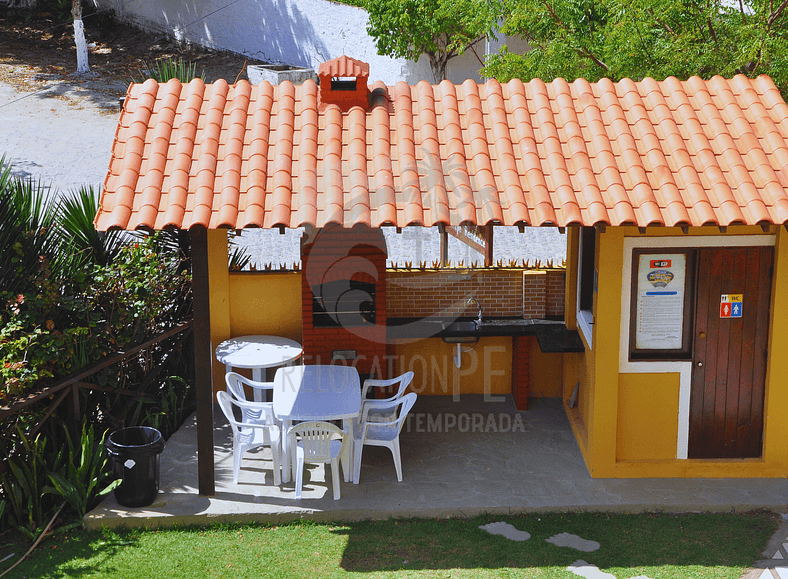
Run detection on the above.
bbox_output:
[72,0,90,74]
[429,54,449,83]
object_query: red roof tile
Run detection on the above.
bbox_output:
[95,62,788,230]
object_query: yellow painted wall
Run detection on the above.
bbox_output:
[207,231,304,394]
[562,352,590,454]
[393,336,564,399]
[563,227,579,330]
[561,227,598,471]
[228,273,302,342]
[616,373,679,461]
[760,227,788,473]
[585,227,625,477]
[394,338,512,397]
[561,225,788,478]
[529,349,563,397]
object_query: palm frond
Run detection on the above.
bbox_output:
[55,185,126,268]
[0,155,63,294]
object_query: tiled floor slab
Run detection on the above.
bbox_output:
[85,396,788,529]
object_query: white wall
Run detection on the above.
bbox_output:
[97,0,522,85]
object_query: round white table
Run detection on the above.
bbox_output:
[216,335,303,400]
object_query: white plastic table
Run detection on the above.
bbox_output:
[273,365,361,484]
[215,335,302,401]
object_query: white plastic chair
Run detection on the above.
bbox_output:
[353,392,417,484]
[360,371,414,422]
[226,371,274,404]
[287,421,348,500]
[216,391,282,486]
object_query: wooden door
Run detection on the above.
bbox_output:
[688,247,772,459]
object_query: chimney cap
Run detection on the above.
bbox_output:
[318,56,369,79]
[318,56,371,112]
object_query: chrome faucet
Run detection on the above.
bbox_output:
[468,297,483,324]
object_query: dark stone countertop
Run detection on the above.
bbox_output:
[386,317,585,353]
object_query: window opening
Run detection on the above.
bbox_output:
[331,77,357,91]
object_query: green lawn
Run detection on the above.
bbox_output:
[0,511,777,578]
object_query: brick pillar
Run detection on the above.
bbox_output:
[511,335,531,410]
[545,270,566,318]
[522,271,546,319]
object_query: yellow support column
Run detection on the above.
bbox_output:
[763,227,788,475]
[587,228,625,477]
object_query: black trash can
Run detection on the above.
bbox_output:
[106,426,165,508]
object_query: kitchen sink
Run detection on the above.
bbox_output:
[441,320,479,343]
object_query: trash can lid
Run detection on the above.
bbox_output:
[106,426,165,455]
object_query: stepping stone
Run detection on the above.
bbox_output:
[567,560,615,579]
[774,550,785,560]
[547,532,601,552]
[478,522,531,541]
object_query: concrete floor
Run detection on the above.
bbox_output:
[84,396,787,530]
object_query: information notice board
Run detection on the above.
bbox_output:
[634,253,687,350]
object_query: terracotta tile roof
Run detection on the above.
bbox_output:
[94,62,788,231]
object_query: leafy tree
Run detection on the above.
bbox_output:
[365,0,495,81]
[484,0,788,98]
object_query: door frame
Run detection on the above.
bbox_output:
[619,235,775,459]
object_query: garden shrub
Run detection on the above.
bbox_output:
[0,158,194,533]
[0,260,97,401]
[1,420,119,535]
[0,235,191,402]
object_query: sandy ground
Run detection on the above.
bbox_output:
[0,5,254,193]
[0,64,124,193]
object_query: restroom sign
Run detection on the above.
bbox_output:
[720,294,743,318]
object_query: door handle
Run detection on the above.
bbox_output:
[697,361,703,367]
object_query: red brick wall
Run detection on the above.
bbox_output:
[387,269,566,320]
[301,225,388,378]
[386,270,523,318]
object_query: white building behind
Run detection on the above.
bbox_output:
[97,0,527,84]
